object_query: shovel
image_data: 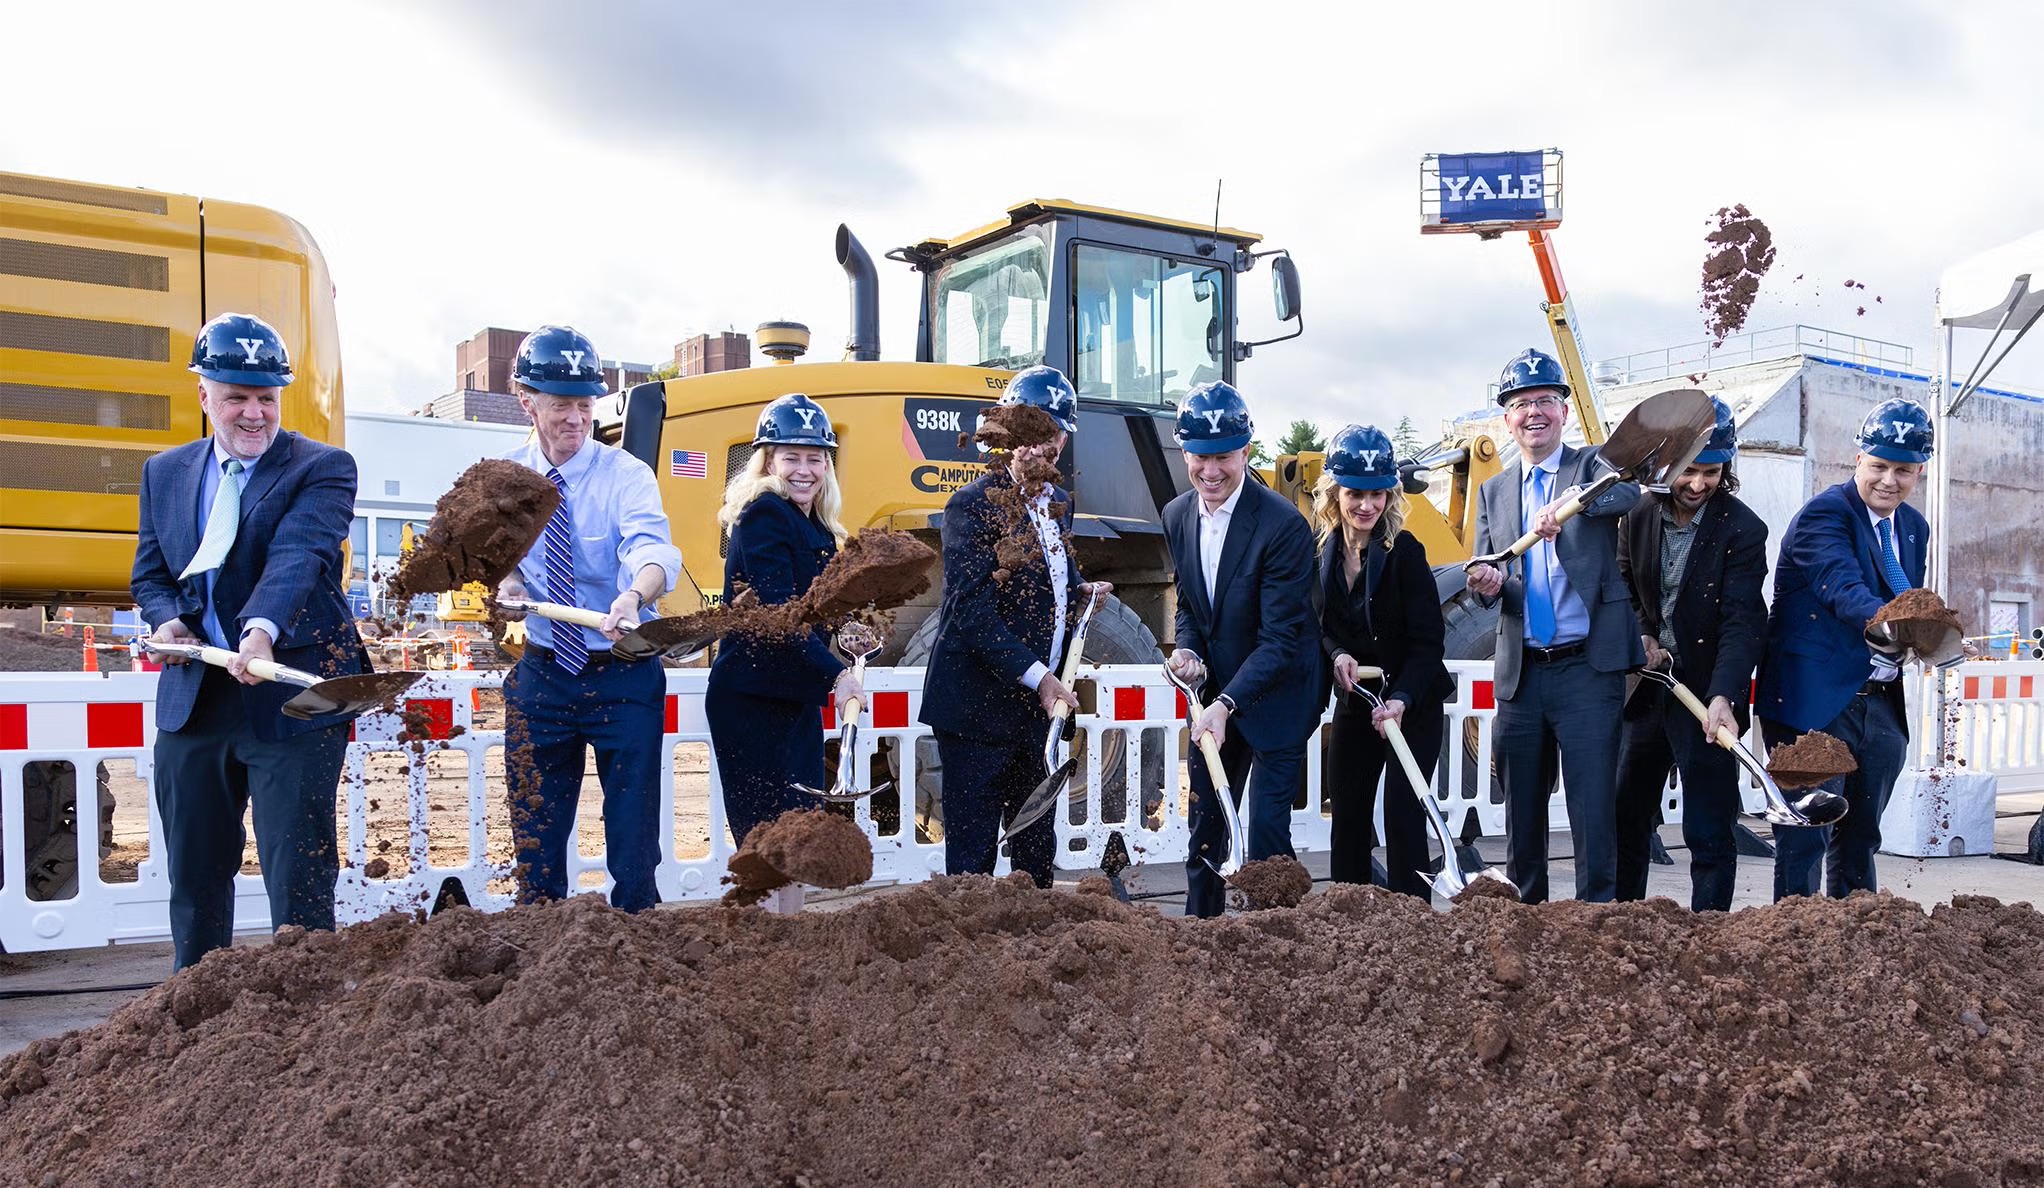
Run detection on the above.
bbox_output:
[1163,661,1248,879]
[491,599,671,662]
[144,641,423,720]
[1867,591,1967,671]
[1341,669,1517,901]
[1465,387,1719,570]
[797,626,896,804]
[998,596,1099,844]
[1635,664,1848,827]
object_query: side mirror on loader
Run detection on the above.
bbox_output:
[1272,255,1302,322]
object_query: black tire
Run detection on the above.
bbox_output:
[1438,585,1502,841]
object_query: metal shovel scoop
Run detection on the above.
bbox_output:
[797,626,895,803]
[1867,592,1967,670]
[1465,388,1719,570]
[144,641,423,720]
[999,597,1099,843]
[1342,669,1516,901]
[491,598,670,662]
[1635,663,1848,827]
[1163,661,1247,879]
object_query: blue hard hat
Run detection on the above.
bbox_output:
[1496,348,1570,405]
[189,312,293,387]
[1694,396,1739,465]
[998,365,1079,433]
[1325,424,1399,491]
[754,392,839,449]
[514,325,608,397]
[1857,397,1933,463]
[1174,381,1254,455]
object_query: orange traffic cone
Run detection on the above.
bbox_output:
[82,625,99,673]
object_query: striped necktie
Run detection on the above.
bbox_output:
[1876,518,1912,597]
[542,467,587,675]
[180,459,244,579]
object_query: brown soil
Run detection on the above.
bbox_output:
[385,460,559,601]
[0,626,95,672]
[5,886,2043,1184]
[972,402,1061,453]
[1227,856,1313,910]
[1768,730,1860,790]
[1872,587,1964,633]
[685,529,938,650]
[1453,873,1522,904]
[983,454,1067,588]
[721,808,875,906]
[1700,204,1777,346]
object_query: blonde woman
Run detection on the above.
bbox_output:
[1310,424,1452,897]
[706,394,861,861]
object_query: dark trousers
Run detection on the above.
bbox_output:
[505,654,665,912]
[1326,694,1440,898]
[1615,680,1743,911]
[936,731,1056,888]
[707,687,823,848]
[154,664,347,970]
[1763,689,1907,900]
[1185,731,1305,918]
[1495,651,1625,904]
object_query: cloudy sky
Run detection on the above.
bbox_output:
[6,0,2039,436]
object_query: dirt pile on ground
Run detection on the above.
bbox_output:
[386,460,559,601]
[5,884,2042,1185]
[1227,856,1313,909]
[1768,730,1860,789]
[1700,204,1777,345]
[0,627,95,672]
[722,808,875,906]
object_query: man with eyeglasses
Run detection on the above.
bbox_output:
[1465,349,1644,903]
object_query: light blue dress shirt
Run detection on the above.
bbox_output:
[1520,451,1590,646]
[196,441,279,649]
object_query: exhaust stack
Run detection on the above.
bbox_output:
[835,224,880,362]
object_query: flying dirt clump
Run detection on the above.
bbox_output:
[971,403,1069,588]
[385,460,560,601]
[721,808,874,905]
[1700,203,1777,346]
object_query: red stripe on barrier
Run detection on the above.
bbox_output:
[1472,680,1495,712]
[1965,677,1980,700]
[0,704,25,750]
[1113,687,1147,721]
[86,702,144,749]
[1175,690,1188,719]
[2023,676,2036,699]
[1992,677,2008,700]
[407,699,453,740]
[665,694,679,734]
[872,691,909,728]
[821,699,836,730]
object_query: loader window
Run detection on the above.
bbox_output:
[930,229,1049,370]
[1073,245,1225,408]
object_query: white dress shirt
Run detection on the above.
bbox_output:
[1197,479,1247,606]
[1018,490,1073,691]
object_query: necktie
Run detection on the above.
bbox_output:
[542,467,587,675]
[180,459,244,579]
[1876,518,1912,597]
[1524,467,1557,646]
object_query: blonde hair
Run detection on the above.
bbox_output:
[1311,471,1407,551]
[717,444,848,544]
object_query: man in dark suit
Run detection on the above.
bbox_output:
[921,367,1108,887]
[1465,349,1643,904]
[1614,398,1768,910]
[1162,381,1320,918]
[1756,398,1935,900]
[132,313,368,969]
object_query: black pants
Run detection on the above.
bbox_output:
[707,686,824,849]
[1326,693,1441,898]
[1184,731,1306,918]
[1764,688,1907,900]
[154,665,347,970]
[936,731,1055,887]
[1615,680,1743,911]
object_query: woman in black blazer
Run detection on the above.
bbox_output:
[706,395,861,879]
[1312,425,1453,897]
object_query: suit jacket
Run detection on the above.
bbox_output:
[1312,527,1452,712]
[1616,491,1768,723]
[920,470,1085,744]
[1473,444,1644,699]
[1165,480,1321,751]
[1756,481,1927,733]
[708,493,845,704]
[131,431,368,739]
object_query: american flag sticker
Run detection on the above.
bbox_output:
[669,449,709,478]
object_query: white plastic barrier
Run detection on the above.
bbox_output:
[1909,661,2044,794]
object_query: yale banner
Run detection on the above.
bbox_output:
[1438,152,1548,224]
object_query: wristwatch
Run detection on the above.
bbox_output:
[1215,693,1238,714]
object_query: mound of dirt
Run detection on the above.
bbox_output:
[1769,730,1860,790]
[5,885,2041,1185]
[0,626,93,673]
[1227,856,1313,910]
[1700,204,1777,346]
[722,808,875,906]
[386,460,560,601]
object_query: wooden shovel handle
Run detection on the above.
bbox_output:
[519,601,612,630]
[193,645,317,688]
[839,695,863,725]
[1494,470,1624,562]
[1665,678,1741,750]
[1380,718,1433,803]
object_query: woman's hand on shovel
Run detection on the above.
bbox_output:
[1370,698,1406,739]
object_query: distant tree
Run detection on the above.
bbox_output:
[648,360,681,381]
[1247,439,1272,467]
[1274,419,1327,456]
[1391,415,1425,460]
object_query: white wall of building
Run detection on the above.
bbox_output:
[345,412,530,589]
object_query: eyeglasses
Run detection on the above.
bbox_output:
[1504,394,1566,414]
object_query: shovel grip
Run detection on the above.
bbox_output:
[521,601,612,630]
[1380,719,1433,800]
[1195,735,1230,789]
[1664,679,1741,750]
[193,646,318,688]
[839,695,863,724]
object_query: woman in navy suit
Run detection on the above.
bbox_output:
[1312,425,1453,898]
[707,394,862,878]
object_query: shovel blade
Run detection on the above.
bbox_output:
[633,614,724,659]
[282,671,425,720]
[1002,757,1076,842]
[1599,387,1719,486]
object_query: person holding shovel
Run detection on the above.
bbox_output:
[495,326,680,913]
[1310,425,1452,898]
[1465,348,1643,904]
[1755,398,1934,900]
[921,366,1109,888]
[1613,397,1768,911]
[132,312,369,969]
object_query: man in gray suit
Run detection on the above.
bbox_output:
[1465,349,1643,903]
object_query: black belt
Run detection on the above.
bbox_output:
[1857,678,1898,697]
[525,643,624,669]
[1523,640,1588,664]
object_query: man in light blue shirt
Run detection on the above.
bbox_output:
[495,326,682,912]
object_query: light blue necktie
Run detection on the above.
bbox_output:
[1524,467,1557,646]
[180,459,244,580]
[1876,518,1912,597]
[542,467,587,675]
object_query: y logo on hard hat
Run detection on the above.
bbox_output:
[1202,410,1225,431]
[1891,421,1912,441]
[796,407,818,429]
[236,338,265,364]
[560,349,586,373]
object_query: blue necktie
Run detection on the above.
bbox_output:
[1524,467,1557,646]
[542,467,587,675]
[1876,518,1912,597]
